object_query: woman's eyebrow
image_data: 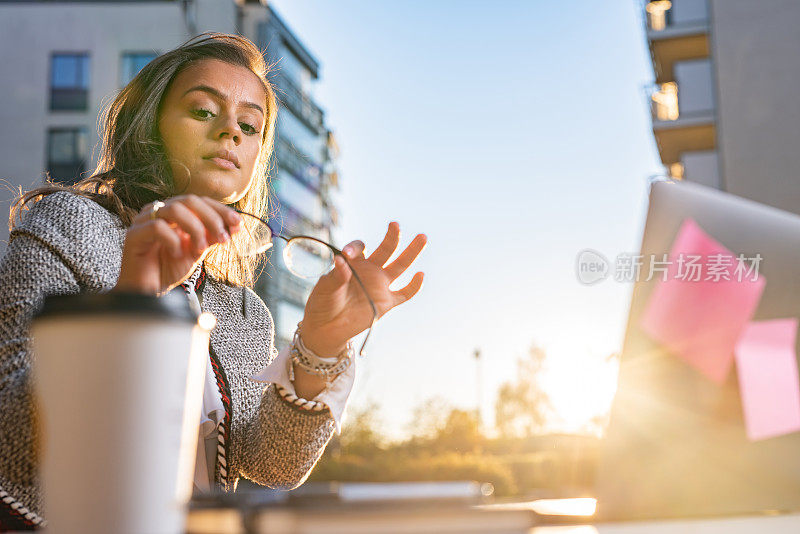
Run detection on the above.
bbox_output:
[182,85,264,115]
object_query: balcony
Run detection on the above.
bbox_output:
[646,89,714,166]
[275,136,322,190]
[273,73,324,133]
[645,0,709,34]
[643,0,710,84]
[645,57,715,166]
[271,202,330,243]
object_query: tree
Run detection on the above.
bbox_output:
[340,401,384,458]
[494,345,551,438]
[403,398,485,453]
[406,396,452,442]
[435,408,482,452]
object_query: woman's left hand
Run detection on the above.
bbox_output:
[298,222,427,356]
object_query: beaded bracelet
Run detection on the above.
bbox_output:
[275,384,328,413]
[288,323,354,383]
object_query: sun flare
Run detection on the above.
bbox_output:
[540,350,620,434]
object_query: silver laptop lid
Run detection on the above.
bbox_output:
[596,180,800,521]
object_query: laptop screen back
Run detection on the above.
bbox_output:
[596,180,800,521]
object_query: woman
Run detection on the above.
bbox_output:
[0,33,426,529]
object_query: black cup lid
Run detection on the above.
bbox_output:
[34,289,198,323]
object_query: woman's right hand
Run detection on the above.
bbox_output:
[112,194,242,295]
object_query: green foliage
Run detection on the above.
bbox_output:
[338,400,385,458]
[495,345,551,438]
[309,345,610,498]
[435,408,483,453]
[312,399,601,498]
[311,442,601,498]
[406,396,452,441]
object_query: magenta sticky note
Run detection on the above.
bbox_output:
[735,319,800,441]
[639,218,766,383]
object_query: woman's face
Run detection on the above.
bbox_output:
[158,58,267,204]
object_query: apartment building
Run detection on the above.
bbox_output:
[0,0,340,344]
[643,0,800,216]
[248,5,341,348]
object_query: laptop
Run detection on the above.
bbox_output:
[596,179,800,521]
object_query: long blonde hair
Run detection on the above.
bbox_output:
[10,32,278,287]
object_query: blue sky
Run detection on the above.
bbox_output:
[268,0,664,436]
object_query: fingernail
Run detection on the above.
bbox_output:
[230,212,242,223]
[343,246,354,258]
[219,230,231,242]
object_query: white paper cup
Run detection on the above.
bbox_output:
[32,291,215,534]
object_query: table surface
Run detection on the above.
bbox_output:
[16,508,800,533]
[185,506,800,534]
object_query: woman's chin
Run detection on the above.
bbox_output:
[178,174,248,205]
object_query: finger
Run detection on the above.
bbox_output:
[132,200,165,225]
[128,218,183,258]
[154,202,209,254]
[384,234,427,281]
[316,254,352,291]
[196,195,243,232]
[392,272,424,306]
[367,222,400,267]
[342,240,366,260]
[180,194,236,243]
[134,196,241,241]
[151,219,184,258]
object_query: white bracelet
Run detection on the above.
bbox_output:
[289,323,353,382]
[275,384,328,412]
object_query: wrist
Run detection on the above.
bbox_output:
[291,362,331,399]
[297,322,348,357]
[290,323,354,399]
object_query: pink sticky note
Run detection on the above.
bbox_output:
[735,319,800,441]
[639,218,766,383]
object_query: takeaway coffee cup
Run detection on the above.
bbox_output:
[32,291,215,534]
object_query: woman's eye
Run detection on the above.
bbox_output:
[239,122,258,135]
[191,108,214,119]
[191,108,257,135]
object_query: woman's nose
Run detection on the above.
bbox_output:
[214,115,241,144]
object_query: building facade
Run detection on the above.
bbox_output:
[248,6,341,349]
[643,0,800,216]
[0,0,340,345]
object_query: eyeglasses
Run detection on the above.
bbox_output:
[232,210,377,357]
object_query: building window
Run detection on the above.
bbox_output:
[277,110,324,163]
[278,44,313,95]
[121,52,157,86]
[50,53,89,111]
[275,168,324,226]
[47,128,88,184]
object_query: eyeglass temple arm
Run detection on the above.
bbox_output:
[233,209,288,242]
[340,253,378,357]
[234,209,377,355]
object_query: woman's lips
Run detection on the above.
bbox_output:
[206,157,237,170]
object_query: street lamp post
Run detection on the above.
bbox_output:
[474,348,482,430]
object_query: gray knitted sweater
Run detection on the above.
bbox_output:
[0,192,336,527]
